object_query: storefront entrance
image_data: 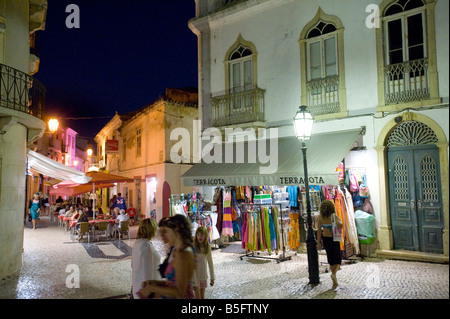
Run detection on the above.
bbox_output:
[387,128,444,254]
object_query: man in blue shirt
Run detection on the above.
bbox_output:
[114,193,127,211]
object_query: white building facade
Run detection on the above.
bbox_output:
[189,0,449,261]
[95,89,199,221]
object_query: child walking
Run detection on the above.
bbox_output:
[193,226,215,299]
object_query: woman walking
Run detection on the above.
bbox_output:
[28,193,41,230]
[131,218,161,299]
[137,214,196,299]
[317,199,343,289]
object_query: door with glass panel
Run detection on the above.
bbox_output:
[388,145,444,253]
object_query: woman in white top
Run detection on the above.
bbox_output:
[131,218,161,299]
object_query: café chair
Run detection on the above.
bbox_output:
[75,222,91,243]
[115,220,130,240]
[94,221,109,241]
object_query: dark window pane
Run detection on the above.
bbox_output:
[242,49,252,57]
[316,21,327,32]
[405,0,424,11]
[307,28,321,39]
[390,49,404,64]
[385,3,403,16]
[388,19,403,51]
[323,24,337,35]
[230,51,241,60]
[409,45,424,60]
[407,13,424,46]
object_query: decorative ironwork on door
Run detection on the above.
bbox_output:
[393,156,409,201]
[421,155,439,203]
[387,121,438,147]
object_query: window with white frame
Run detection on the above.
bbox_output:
[384,0,426,65]
[304,20,340,115]
[383,0,429,104]
[228,45,253,93]
[306,21,338,81]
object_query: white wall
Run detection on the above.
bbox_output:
[204,0,448,127]
[0,123,27,279]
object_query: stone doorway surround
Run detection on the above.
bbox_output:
[375,111,449,263]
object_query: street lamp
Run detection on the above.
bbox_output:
[48,118,59,133]
[293,105,320,285]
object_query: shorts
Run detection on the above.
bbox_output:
[322,236,342,266]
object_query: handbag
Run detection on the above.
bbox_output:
[352,190,364,207]
[359,173,370,198]
[332,213,343,242]
[349,172,359,192]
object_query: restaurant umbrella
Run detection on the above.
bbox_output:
[50,182,116,197]
[52,171,134,219]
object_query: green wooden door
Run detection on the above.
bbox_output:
[388,145,443,253]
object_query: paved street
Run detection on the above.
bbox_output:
[0,215,448,300]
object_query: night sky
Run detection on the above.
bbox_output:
[34,0,198,142]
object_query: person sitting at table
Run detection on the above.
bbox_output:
[113,209,129,237]
[118,209,129,223]
[58,204,66,215]
[75,211,89,240]
[85,206,93,219]
[64,206,76,218]
[112,207,120,219]
[71,209,81,221]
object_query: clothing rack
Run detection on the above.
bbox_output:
[239,203,291,263]
[189,211,220,249]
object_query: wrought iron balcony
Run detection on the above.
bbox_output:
[0,63,45,119]
[384,58,430,105]
[306,75,340,117]
[211,86,265,127]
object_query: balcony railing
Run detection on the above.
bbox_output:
[211,87,265,127]
[384,58,430,105]
[306,75,340,117]
[0,63,45,119]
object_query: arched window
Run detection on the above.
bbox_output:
[299,8,346,119]
[380,0,434,105]
[384,0,426,65]
[228,44,254,93]
[306,20,338,81]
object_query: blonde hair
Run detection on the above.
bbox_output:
[137,218,158,240]
[194,226,210,255]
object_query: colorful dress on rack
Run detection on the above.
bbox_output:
[221,189,234,237]
[210,212,220,241]
[288,213,300,250]
[334,190,345,251]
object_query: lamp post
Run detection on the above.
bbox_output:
[293,105,320,285]
[48,118,59,133]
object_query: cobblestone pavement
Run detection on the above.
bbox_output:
[0,216,448,299]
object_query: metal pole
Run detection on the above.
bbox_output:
[302,142,320,285]
[93,182,96,220]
